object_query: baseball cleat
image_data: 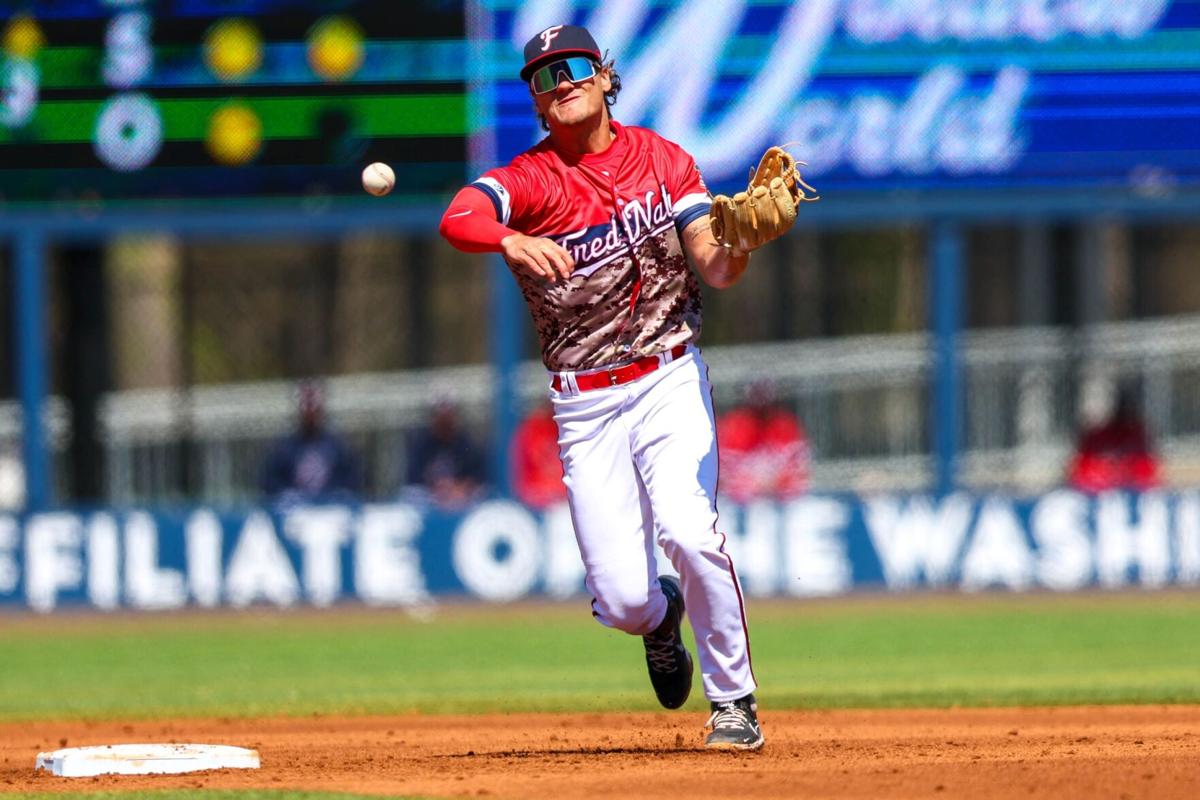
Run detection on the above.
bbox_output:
[643,575,693,709]
[704,694,764,751]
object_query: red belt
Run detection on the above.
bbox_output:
[552,345,687,393]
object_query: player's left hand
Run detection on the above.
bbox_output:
[709,146,819,253]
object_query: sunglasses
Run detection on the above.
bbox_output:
[529,57,599,95]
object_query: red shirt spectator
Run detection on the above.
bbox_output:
[511,404,567,509]
[1067,392,1162,493]
[717,393,809,504]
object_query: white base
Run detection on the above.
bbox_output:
[35,743,260,777]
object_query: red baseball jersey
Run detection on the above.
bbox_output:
[469,122,712,372]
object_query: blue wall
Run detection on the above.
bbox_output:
[493,1,1200,195]
[3,491,1198,612]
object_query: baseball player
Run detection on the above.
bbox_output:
[440,24,810,751]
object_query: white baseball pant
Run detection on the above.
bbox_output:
[549,346,757,703]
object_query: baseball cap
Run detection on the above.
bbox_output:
[519,24,602,82]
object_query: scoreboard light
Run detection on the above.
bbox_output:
[0,0,467,207]
[307,16,365,82]
[3,13,44,60]
[206,103,262,167]
[204,19,263,83]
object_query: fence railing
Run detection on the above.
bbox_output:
[5,313,1200,506]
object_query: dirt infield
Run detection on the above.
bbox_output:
[3,706,1198,799]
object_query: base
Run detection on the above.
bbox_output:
[35,743,260,777]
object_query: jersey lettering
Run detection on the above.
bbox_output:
[554,183,674,279]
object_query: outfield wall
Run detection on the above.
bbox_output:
[2,492,1198,612]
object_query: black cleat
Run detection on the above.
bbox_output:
[704,694,764,751]
[642,575,693,709]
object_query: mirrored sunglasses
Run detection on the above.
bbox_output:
[529,57,598,95]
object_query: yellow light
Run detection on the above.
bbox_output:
[307,16,364,82]
[206,103,262,167]
[3,14,45,60]
[204,18,263,82]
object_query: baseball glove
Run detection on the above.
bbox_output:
[709,146,819,253]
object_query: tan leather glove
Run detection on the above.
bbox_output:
[709,146,819,253]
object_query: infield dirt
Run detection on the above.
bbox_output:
[3,706,1198,799]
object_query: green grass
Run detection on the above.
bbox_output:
[1,592,1199,723]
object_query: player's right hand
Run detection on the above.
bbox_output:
[500,233,575,283]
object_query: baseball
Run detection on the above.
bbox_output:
[361,162,395,196]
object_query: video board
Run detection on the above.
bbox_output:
[488,0,1200,198]
[0,1,467,206]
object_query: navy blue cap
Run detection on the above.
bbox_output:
[520,24,602,82]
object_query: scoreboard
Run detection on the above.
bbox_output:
[492,0,1200,199]
[0,1,467,206]
[8,1,1200,209]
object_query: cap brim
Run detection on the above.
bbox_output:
[519,49,602,82]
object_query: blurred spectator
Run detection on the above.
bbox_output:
[716,381,810,504]
[259,381,364,505]
[1067,386,1162,493]
[511,402,566,509]
[405,400,488,510]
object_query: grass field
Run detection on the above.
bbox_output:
[3,591,1199,722]
[4,591,1200,799]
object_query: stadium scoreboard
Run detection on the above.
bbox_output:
[0,1,467,206]
[7,1,1200,209]
[495,0,1200,199]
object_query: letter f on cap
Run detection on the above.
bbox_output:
[539,25,564,51]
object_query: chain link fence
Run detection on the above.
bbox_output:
[4,222,1200,508]
[37,231,495,505]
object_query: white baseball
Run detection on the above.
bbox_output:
[362,162,395,196]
